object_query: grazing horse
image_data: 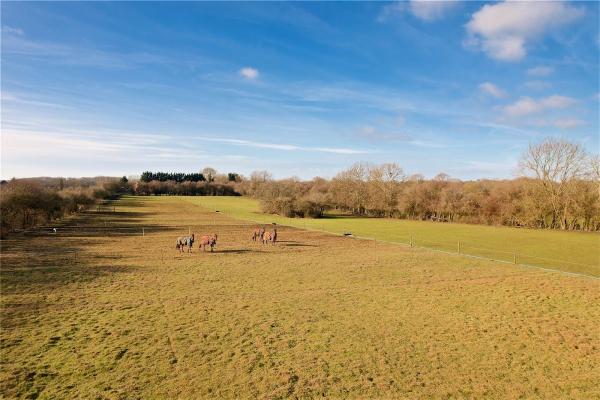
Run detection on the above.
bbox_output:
[252,227,265,242]
[176,233,195,253]
[262,228,277,245]
[199,233,218,252]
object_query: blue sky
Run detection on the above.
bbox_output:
[1,1,598,180]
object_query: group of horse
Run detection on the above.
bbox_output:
[175,233,217,253]
[251,226,277,245]
[175,226,277,253]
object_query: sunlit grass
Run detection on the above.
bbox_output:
[184,196,600,277]
[1,196,599,398]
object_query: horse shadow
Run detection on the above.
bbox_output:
[215,249,257,254]
[176,249,259,256]
[276,240,317,248]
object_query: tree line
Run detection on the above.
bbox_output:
[0,176,131,237]
[1,138,597,234]
[140,171,207,183]
[140,169,240,183]
[243,139,599,231]
[134,180,238,196]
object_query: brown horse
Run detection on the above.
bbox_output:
[262,228,277,245]
[198,233,218,252]
[252,227,265,242]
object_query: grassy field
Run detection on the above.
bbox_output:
[1,196,599,399]
[183,196,600,277]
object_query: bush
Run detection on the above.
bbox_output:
[0,177,132,236]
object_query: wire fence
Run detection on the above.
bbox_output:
[237,218,599,279]
[12,218,599,279]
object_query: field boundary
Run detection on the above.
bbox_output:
[197,213,600,280]
[16,212,599,280]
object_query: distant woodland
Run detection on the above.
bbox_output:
[1,138,598,234]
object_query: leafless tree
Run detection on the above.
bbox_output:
[202,167,217,182]
[519,138,590,229]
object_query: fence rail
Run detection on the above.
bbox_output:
[10,219,599,279]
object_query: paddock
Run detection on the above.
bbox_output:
[1,196,598,399]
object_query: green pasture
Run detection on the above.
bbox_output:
[182,196,600,277]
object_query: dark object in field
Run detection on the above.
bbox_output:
[430,216,449,222]
[199,233,218,252]
[252,227,266,242]
[262,228,277,245]
[215,210,220,213]
[176,234,195,253]
[343,232,352,237]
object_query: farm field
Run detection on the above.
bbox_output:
[184,196,600,277]
[1,196,599,399]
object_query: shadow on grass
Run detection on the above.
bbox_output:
[22,205,179,239]
[211,249,258,254]
[1,239,141,289]
[0,197,174,329]
[173,249,259,255]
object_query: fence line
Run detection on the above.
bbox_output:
[247,220,599,279]
[274,220,595,276]
[14,219,599,279]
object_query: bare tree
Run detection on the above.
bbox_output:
[519,138,589,229]
[249,170,272,197]
[591,155,600,196]
[202,167,217,182]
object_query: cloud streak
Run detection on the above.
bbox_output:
[409,0,459,22]
[197,136,369,154]
[379,1,459,22]
[356,126,410,143]
[479,82,507,98]
[502,95,577,117]
[527,66,554,77]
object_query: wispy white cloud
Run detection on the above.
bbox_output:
[530,118,586,130]
[553,118,585,129]
[465,1,584,61]
[379,1,459,22]
[377,2,406,22]
[407,140,447,148]
[1,33,207,69]
[2,26,24,35]
[527,66,554,77]
[453,160,518,178]
[479,82,507,98]
[502,95,577,117]
[356,126,410,143]
[197,136,369,154]
[2,92,73,109]
[239,67,259,80]
[0,126,263,178]
[314,147,367,155]
[524,80,551,91]
[409,0,460,22]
